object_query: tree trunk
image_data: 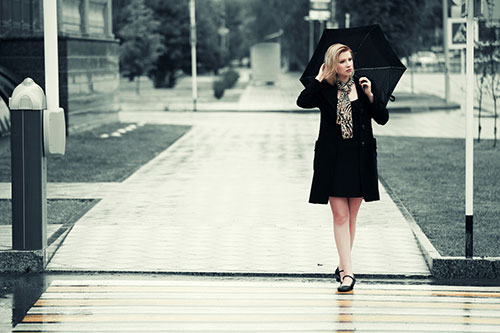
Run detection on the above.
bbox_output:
[478,88,482,143]
[136,76,141,95]
[494,95,497,148]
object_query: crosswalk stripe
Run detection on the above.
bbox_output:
[26,305,500,318]
[36,292,500,305]
[45,285,500,298]
[33,297,500,310]
[19,313,500,325]
[14,280,500,332]
[47,280,500,292]
[13,321,500,332]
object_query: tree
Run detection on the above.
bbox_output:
[145,1,189,88]
[243,0,309,70]
[476,0,500,147]
[117,0,163,94]
[336,0,425,59]
[146,0,228,88]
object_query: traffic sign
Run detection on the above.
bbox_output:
[309,9,330,21]
[310,0,329,10]
[309,0,330,21]
[447,18,478,49]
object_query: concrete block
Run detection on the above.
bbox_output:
[0,250,46,273]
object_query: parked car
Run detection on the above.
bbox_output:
[408,51,445,72]
[413,51,440,67]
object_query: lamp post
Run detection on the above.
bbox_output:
[189,0,197,111]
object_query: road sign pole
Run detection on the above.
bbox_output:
[443,0,450,103]
[465,0,474,258]
[309,19,314,59]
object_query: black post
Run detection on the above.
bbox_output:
[9,78,48,252]
[465,215,473,258]
[10,109,47,250]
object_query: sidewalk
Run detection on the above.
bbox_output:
[46,112,428,276]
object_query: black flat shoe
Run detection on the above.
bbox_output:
[337,275,356,292]
[334,267,344,282]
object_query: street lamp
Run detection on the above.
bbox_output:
[189,0,197,111]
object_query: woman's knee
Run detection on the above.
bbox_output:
[333,211,349,225]
[329,197,350,225]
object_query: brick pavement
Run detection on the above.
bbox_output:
[47,112,429,276]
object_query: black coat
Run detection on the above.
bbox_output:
[296,77,389,204]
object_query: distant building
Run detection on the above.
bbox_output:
[0,0,119,133]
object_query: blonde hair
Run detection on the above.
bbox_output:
[324,43,354,82]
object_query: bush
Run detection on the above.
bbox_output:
[213,79,225,99]
[222,69,239,88]
[212,69,240,99]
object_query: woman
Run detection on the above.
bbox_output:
[297,43,388,292]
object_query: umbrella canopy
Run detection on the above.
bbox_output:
[300,24,406,106]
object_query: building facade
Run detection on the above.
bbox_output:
[0,0,119,133]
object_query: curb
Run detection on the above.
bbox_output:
[0,250,46,273]
[387,102,461,113]
[162,104,461,114]
[43,269,431,280]
[380,177,500,280]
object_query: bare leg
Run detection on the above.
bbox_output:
[329,197,352,285]
[347,197,363,250]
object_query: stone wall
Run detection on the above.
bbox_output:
[0,36,119,132]
[0,0,119,133]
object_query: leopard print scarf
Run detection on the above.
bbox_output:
[336,78,354,139]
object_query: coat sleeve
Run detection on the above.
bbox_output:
[297,79,322,109]
[367,84,389,125]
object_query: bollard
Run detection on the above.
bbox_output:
[9,78,48,251]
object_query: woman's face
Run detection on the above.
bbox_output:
[336,51,353,79]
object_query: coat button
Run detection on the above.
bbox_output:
[361,124,366,130]
[361,141,366,147]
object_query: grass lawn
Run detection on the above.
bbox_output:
[377,136,500,257]
[0,199,97,226]
[0,122,191,182]
[0,122,190,239]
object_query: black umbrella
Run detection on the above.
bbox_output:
[300,24,406,106]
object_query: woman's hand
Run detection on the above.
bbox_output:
[315,63,327,82]
[359,77,374,103]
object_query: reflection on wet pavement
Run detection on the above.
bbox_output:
[0,274,48,331]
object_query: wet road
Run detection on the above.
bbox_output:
[2,274,500,332]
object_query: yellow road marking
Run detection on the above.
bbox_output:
[45,286,500,298]
[21,313,500,325]
[34,298,500,310]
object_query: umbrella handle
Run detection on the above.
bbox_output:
[389,95,395,102]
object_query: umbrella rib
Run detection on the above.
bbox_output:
[356,25,378,51]
[356,66,406,70]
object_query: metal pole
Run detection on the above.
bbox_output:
[309,19,314,60]
[345,12,350,28]
[43,0,60,110]
[461,48,465,75]
[465,0,474,258]
[189,0,197,111]
[443,0,450,102]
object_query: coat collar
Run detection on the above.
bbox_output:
[320,76,365,110]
